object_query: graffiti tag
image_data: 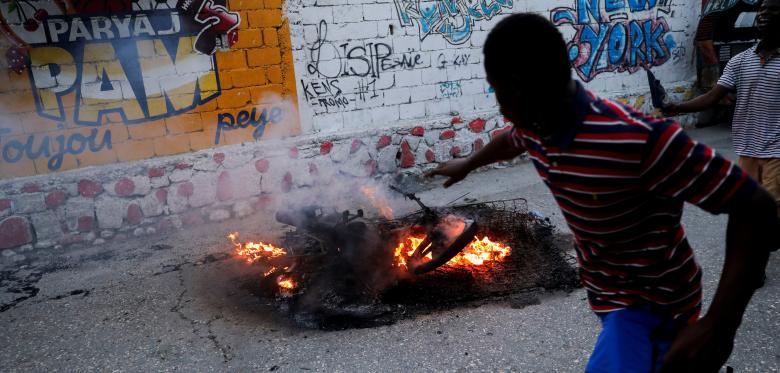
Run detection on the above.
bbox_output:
[438,81,463,98]
[306,20,425,80]
[0,127,112,171]
[551,0,677,82]
[392,0,513,44]
[215,106,284,144]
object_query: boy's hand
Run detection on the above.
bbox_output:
[425,159,473,188]
[661,316,735,373]
[661,103,680,117]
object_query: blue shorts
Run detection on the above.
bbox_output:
[586,307,686,373]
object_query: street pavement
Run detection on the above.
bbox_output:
[1,123,778,372]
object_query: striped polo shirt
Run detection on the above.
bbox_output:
[718,45,780,158]
[511,83,758,321]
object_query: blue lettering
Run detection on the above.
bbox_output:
[1,129,112,171]
[607,23,627,65]
[213,107,286,144]
[605,0,625,12]
[629,20,646,67]
[577,0,601,23]
[215,113,235,145]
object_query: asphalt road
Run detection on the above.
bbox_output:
[1,123,778,372]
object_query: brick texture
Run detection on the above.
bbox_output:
[0,2,299,180]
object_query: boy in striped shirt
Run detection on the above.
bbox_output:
[428,13,775,373]
[665,0,780,216]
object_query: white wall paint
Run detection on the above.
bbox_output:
[286,0,699,134]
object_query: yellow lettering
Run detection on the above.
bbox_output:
[138,36,219,117]
[77,42,144,124]
[28,47,77,119]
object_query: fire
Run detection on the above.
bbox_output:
[393,235,511,268]
[449,236,511,266]
[393,236,430,268]
[360,186,394,219]
[228,232,298,293]
[228,232,287,263]
[277,275,296,290]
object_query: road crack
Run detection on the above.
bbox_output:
[168,269,232,364]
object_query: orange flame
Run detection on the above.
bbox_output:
[277,275,296,290]
[393,235,511,268]
[228,232,287,263]
[450,236,511,266]
[360,186,394,219]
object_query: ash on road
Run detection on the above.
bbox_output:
[1,124,778,372]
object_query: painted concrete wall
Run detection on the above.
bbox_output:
[0,0,702,255]
[0,0,299,179]
[288,0,699,134]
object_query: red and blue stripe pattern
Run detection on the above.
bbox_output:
[511,88,757,321]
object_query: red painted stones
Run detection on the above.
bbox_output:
[490,126,512,140]
[440,130,456,140]
[376,135,392,150]
[78,180,103,197]
[255,159,270,173]
[400,141,415,168]
[365,159,377,176]
[126,204,143,225]
[155,189,168,204]
[45,191,67,209]
[21,183,40,193]
[77,216,94,232]
[474,138,485,152]
[350,139,362,154]
[425,149,435,162]
[114,178,135,197]
[468,118,486,133]
[177,182,194,197]
[148,167,165,178]
[320,141,333,155]
[0,217,32,249]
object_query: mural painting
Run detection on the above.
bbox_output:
[0,0,299,178]
[551,0,678,81]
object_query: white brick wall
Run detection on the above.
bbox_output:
[288,0,699,134]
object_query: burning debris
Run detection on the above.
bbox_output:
[229,187,579,329]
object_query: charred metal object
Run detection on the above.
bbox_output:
[407,219,478,275]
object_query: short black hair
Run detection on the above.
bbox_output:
[483,13,571,96]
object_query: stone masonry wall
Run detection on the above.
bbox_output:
[0,86,697,259]
[0,0,703,259]
[0,111,506,257]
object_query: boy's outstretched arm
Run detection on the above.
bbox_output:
[662,187,775,372]
[425,129,525,188]
[663,85,730,115]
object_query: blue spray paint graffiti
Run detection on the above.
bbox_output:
[0,127,112,171]
[214,106,284,144]
[551,0,676,82]
[392,0,513,44]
